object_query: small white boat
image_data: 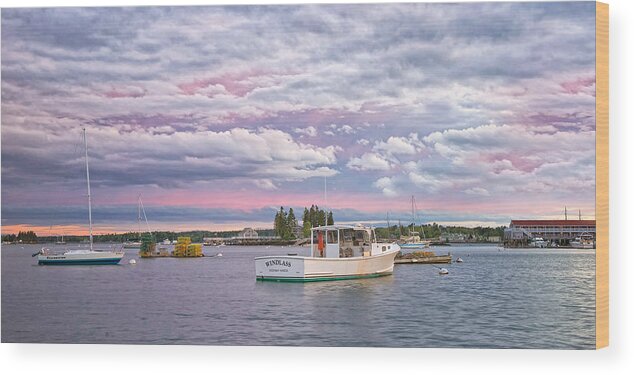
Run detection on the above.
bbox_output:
[530,237,547,248]
[456,257,463,263]
[162,239,171,245]
[255,224,400,282]
[123,241,142,249]
[438,268,449,275]
[36,129,124,266]
[570,233,595,249]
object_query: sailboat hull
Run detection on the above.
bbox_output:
[37,251,124,265]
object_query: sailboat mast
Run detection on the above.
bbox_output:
[83,128,94,251]
[138,194,142,240]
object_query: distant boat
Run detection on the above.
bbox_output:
[255,224,400,282]
[162,239,171,245]
[123,241,142,249]
[55,233,66,245]
[399,196,431,249]
[36,129,124,265]
[530,237,547,248]
[570,233,595,249]
[124,195,148,249]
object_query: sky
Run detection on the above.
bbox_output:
[1,2,597,235]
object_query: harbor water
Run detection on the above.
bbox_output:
[1,244,595,348]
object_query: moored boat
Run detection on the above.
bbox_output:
[36,129,124,265]
[255,224,400,282]
[37,248,124,265]
[570,233,595,249]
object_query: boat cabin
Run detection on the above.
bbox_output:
[311,225,396,259]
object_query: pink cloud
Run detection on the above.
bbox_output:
[560,76,595,95]
[482,152,543,173]
[178,69,297,97]
[102,86,146,98]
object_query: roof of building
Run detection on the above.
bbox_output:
[510,219,596,226]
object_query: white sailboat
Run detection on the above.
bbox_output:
[123,198,145,248]
[36,129,124,265]
[399,196,431,249]
[255,224,400,282]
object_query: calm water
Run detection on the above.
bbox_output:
[1,244,595,348]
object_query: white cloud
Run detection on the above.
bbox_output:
[464,187,490,196]
[294,126,317,137]
[372,133,425,156]
[373,177,398,197]
[347,153,392,171]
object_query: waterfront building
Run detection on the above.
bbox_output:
[503,219,596,247]
[237,227,259,239]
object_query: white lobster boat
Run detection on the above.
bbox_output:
[255,224,400,282]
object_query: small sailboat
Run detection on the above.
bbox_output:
[399,196,431,250]
[55,233,66,245]
[36,129,124,265]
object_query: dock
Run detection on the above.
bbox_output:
[394,251,452,264]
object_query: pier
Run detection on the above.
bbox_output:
[503,219,596,247]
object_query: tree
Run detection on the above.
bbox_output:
[16,231,38,244]
[302,220,312,238]
[287,208,297,239]
[327,211,334,225]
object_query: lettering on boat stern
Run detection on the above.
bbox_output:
[265,259,292,268]
[264,259,293,272]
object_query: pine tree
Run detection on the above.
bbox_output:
[327,211,334,225]
[287,208,297,239]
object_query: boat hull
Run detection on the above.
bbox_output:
[255,249,399,282]
[37,251,124,265]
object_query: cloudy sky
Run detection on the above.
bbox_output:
[1,2,597,235]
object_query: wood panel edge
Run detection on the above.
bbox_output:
[595,0,609,350]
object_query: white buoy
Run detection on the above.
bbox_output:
[217,253,223,257]
[129,259,137,265]
[456,257,463,263]
[439,268,449,275]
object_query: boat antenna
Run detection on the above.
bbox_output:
[83,128,94,251]
[565,206,568,221]
[324,175,328,209]
[579,209,581,220]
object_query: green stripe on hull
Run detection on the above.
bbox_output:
[256,272,392,282]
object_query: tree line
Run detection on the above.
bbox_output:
[273,205,334,240]
[374,223,505,241]
[2,231,39,244]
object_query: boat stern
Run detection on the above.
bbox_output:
[255,256,305,280]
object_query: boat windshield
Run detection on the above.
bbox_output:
[311,227,374,258]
